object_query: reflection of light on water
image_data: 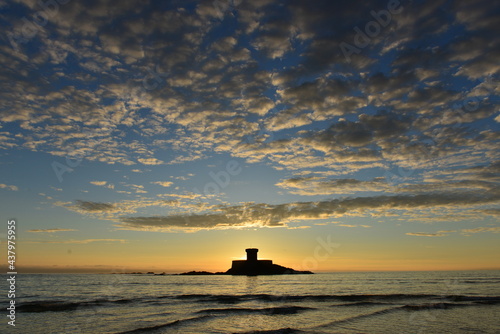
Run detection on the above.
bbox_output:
[17,272,500,333]
[214,314,277,334]
[245,275,258,293]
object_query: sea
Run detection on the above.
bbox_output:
[2,271,500,333]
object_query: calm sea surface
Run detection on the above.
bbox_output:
[2,271,500,333]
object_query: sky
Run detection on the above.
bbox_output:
[0,0,499,273]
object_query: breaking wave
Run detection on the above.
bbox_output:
[18,294,500,313]
[117,315,212,333]
[196,306,314,315]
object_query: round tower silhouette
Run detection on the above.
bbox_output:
[246,248,258,262]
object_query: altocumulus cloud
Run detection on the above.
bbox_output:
[0,0,497,172]
[27,228,77,233]
[0,0,498,236]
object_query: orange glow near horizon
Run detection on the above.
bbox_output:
[12,238,500,273]
[7,222,499,274]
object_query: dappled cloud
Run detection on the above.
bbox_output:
[1,0,498,236]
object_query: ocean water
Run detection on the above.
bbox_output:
[2,271,500,333]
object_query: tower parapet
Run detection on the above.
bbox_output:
[246,248,258,262]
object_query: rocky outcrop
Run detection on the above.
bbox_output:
[178,248,313,276]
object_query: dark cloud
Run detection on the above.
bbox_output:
[276,176,389,195]
[326,121,373,147]
[74,200,116,212]
[453,0,500,33]
[302,110,413,151]
[476,209,500,216]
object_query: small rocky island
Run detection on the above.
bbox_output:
[179,248,313,276]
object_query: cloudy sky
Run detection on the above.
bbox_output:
[0,0,499,272]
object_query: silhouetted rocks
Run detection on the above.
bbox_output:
[225,261,312,275]
[226,249,312,275]
[179,271,217,275]
[179,248,313,276]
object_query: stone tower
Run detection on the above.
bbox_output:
[246,248,258,262]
